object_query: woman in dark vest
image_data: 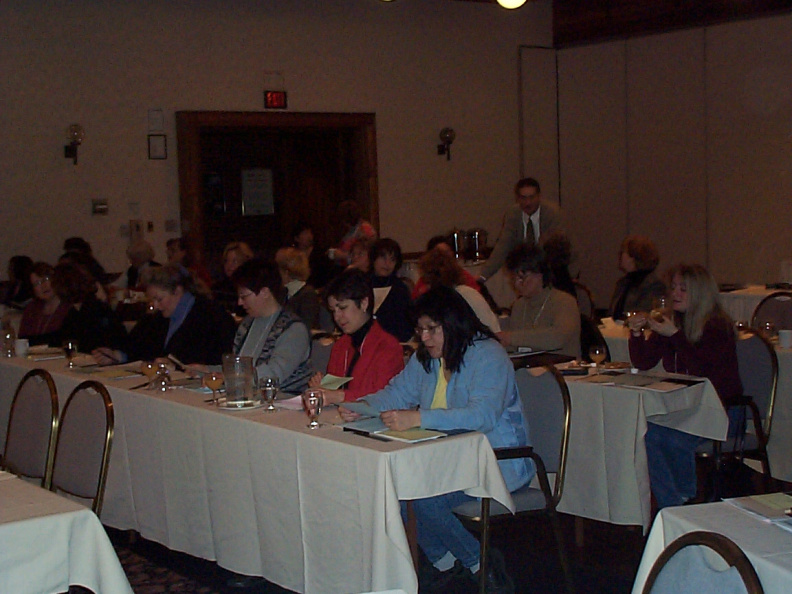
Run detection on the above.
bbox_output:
[230,258,312,393]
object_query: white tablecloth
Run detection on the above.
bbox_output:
[719,286,775,324]
[0,357,513,594]
[557,372,728,531]
[0,472,133,594]
[632,502,792,593]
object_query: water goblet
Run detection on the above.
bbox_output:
[260,376,278,412]
[762,321,778,342]
[302,388,324,429]
[204,372,224,405]
[650,297,669,323]
[589,344,606,375]
[140,361,158,389]
[63,340,79,369]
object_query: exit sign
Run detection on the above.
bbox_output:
[264,90,288,109]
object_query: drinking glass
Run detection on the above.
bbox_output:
[589,344,606,374]
[140,361,158,389]
[260,376,278,412]
[302,388,324,429]
[63,340,78,369]
[204,372,224,405]
[650,297,670,323]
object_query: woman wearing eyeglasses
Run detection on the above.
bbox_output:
[339,286,532,591]
[308,269,404,405]
[501,243,581,358]
[18,262,71,346]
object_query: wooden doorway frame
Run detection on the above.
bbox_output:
[175,110,378,266]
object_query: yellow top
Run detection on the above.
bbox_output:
[430,358,448,409]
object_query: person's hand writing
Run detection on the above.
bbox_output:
[338,406,361,422]
[92,347,122,366]
[380,409,421,432]
[308,372,323,388]
[185,364,209,378]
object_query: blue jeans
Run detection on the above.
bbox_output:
[401,492,480,569]
[645,407,745,509]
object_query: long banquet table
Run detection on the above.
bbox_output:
[0,356,513,594]
[557,370,728,531]
[602,323,792,485]
[632,501,792,593]
[0,470,133,594]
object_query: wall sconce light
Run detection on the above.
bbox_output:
[437,128,456,161]
[496,0,527,8]
[64,124,85,165]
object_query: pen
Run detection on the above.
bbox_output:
[343,427,390,442]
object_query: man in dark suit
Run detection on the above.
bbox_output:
[478,177,563,283]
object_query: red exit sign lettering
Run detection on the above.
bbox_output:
[264,90,288,109]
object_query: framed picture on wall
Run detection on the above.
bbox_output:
[148,134,167,160]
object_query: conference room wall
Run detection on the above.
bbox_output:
[0,0,552,272]
[557,12,792,305]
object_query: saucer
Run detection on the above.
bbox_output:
[217,400,266,411]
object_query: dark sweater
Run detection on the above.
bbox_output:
[370,273,413,342]
[127,295,236,365]
[60,296,128,353]
[629,315,743,406]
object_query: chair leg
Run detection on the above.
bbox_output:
[550,510,575,594]
[574,517,585,548]
[479,498,491,594]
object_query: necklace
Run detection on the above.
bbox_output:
[521,290,552,329]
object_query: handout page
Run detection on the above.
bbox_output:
[321,374,353,390]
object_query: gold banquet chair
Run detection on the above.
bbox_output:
[1,369,59,488]
[642,531,763,594]
[50,380,114,516]
[453,365,574,594]
[750,290,792,330]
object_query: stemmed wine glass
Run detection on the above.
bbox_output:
[302,388,324,429]
[589,344,606,375]
[260,376,278,412]
[140,361,158,389]
[63,340,78,369]
[204,372,224,405]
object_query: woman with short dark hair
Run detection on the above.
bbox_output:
[368,238,413,342]
[18,262,71,346]
[230,258,312,393]
[339,286,532,590]
[609,235,666,320]
[309,269,404,404]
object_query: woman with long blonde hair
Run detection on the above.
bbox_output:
[628,263,742,509]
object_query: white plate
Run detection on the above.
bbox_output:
[216,400,267,411]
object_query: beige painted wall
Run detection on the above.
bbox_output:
[0,0,552,272]
[557,12,792,306]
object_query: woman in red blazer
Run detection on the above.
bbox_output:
[310,269,404,403]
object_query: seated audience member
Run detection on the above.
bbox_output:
[411,236,481,300]
[339,286,532,591]
[18,262,71,346]
[1,255,33,310]
[501,244,580,358]
[94,264,236,366]
[416,245,501,334]
[543,231,576,297]
[309,269,404,404]
[166,236,212,288]
[292,222,331,289]
[61,237,107,283]
[329,200,377,267]
[213,241,254,315]
[53,262,127,354]
[628,264,742,509]
[231,258,312,393]
[609,235,666,320]
[125,240,161,291]
[275,247,322,330]
[368,238,413,342]
[346,237,372,273]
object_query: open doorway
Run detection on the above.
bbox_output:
[176,111,378,279]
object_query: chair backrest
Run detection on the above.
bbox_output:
[643,530,763,594]
[50,380,114,515]
[2,369,58,488]
[515,366,571,505]
[737,329,778,439]
[751,291,792,330]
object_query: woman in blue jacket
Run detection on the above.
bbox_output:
[341,286,534,592]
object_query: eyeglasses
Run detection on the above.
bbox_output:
[237,291,255,300]
[32,277,50,287]
[415,323,442,337]
[513,272,538,284]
